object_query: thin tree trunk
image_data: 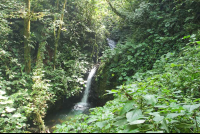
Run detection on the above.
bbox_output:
[53,0,67,70]
[35,110,45,133]
[24,0,31,73]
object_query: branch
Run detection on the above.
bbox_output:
[106,0,126,19]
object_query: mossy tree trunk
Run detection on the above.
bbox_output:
[53,0,67,70]
[35,110,46,133]
[24,0,31,73]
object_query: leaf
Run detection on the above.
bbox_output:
[161,119,169,133]
[87,118,97,124]
[148,112,160,116]
[183,35,190,39]
[196,41,200,44]
[129,120,145,125]
[126,109,142,122]
[193,98,200,102]
[5,107,16,112]
[113,118,127,126]
[143,94,157,106]
[12,113,22,118]
[153,115,164,123]
[105,89,119,95]
[166,113,184,119]
[96,121,107,129]
[128,55,133,60]
[183,104,200,112]
[120,100,135,115]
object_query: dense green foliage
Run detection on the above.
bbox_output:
[1,0,200,133]
[53,0,200,133]
[0,0,108,132]
[54,41,200,133]
[98,0,200,86]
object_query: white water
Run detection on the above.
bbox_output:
[107,38,116,49]
[73,67,97,111]
[81,67,97,103]
[45,67,97,131]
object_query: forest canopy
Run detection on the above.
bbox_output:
[0,0,200,133]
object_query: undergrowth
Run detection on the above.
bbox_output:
[54,41,200,133]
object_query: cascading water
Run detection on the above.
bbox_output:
[44,67,97,131]
[73,66,97,111]
[107,38,116,49]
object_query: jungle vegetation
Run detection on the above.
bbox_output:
[0,0,200,133]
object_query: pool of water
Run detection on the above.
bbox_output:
[44,102,91,132]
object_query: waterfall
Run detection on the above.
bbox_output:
[107,38,116,49]
[73,67,97,111]
[81,67,97,104]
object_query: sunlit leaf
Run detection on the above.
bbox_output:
[183,104,200,112]
[120,100,135,115]
[126,109,142,122]
[129,120,145,125]
[96,121,107,129]
[143,94,157,106]
[5,107,16,112]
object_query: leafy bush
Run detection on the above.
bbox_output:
[54,42,200,133]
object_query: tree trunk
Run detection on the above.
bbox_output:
[36,41,46,69]
[53,0,67,70]
[35,110,46,133]
[24,0,31,73]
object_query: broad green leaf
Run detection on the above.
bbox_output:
[129,120,145,125]
[143,94,157,106]
[126,109,142,122]
[96,121,107,129]
[166,113,184,119]
[193,98,200,102]
[196,41,200,44]
[153,115,164,123]
[183,104,200,112]
[113,118,127,126]
[161,119,169,133]
[120,100,135,115]
[87,118,97,124]
[183,35,190,39]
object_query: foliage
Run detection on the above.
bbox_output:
[1,0,200,132]
[0,49,29,132]
[0,89,27,133]
[96,0,200,92]
[54,41,200,133]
